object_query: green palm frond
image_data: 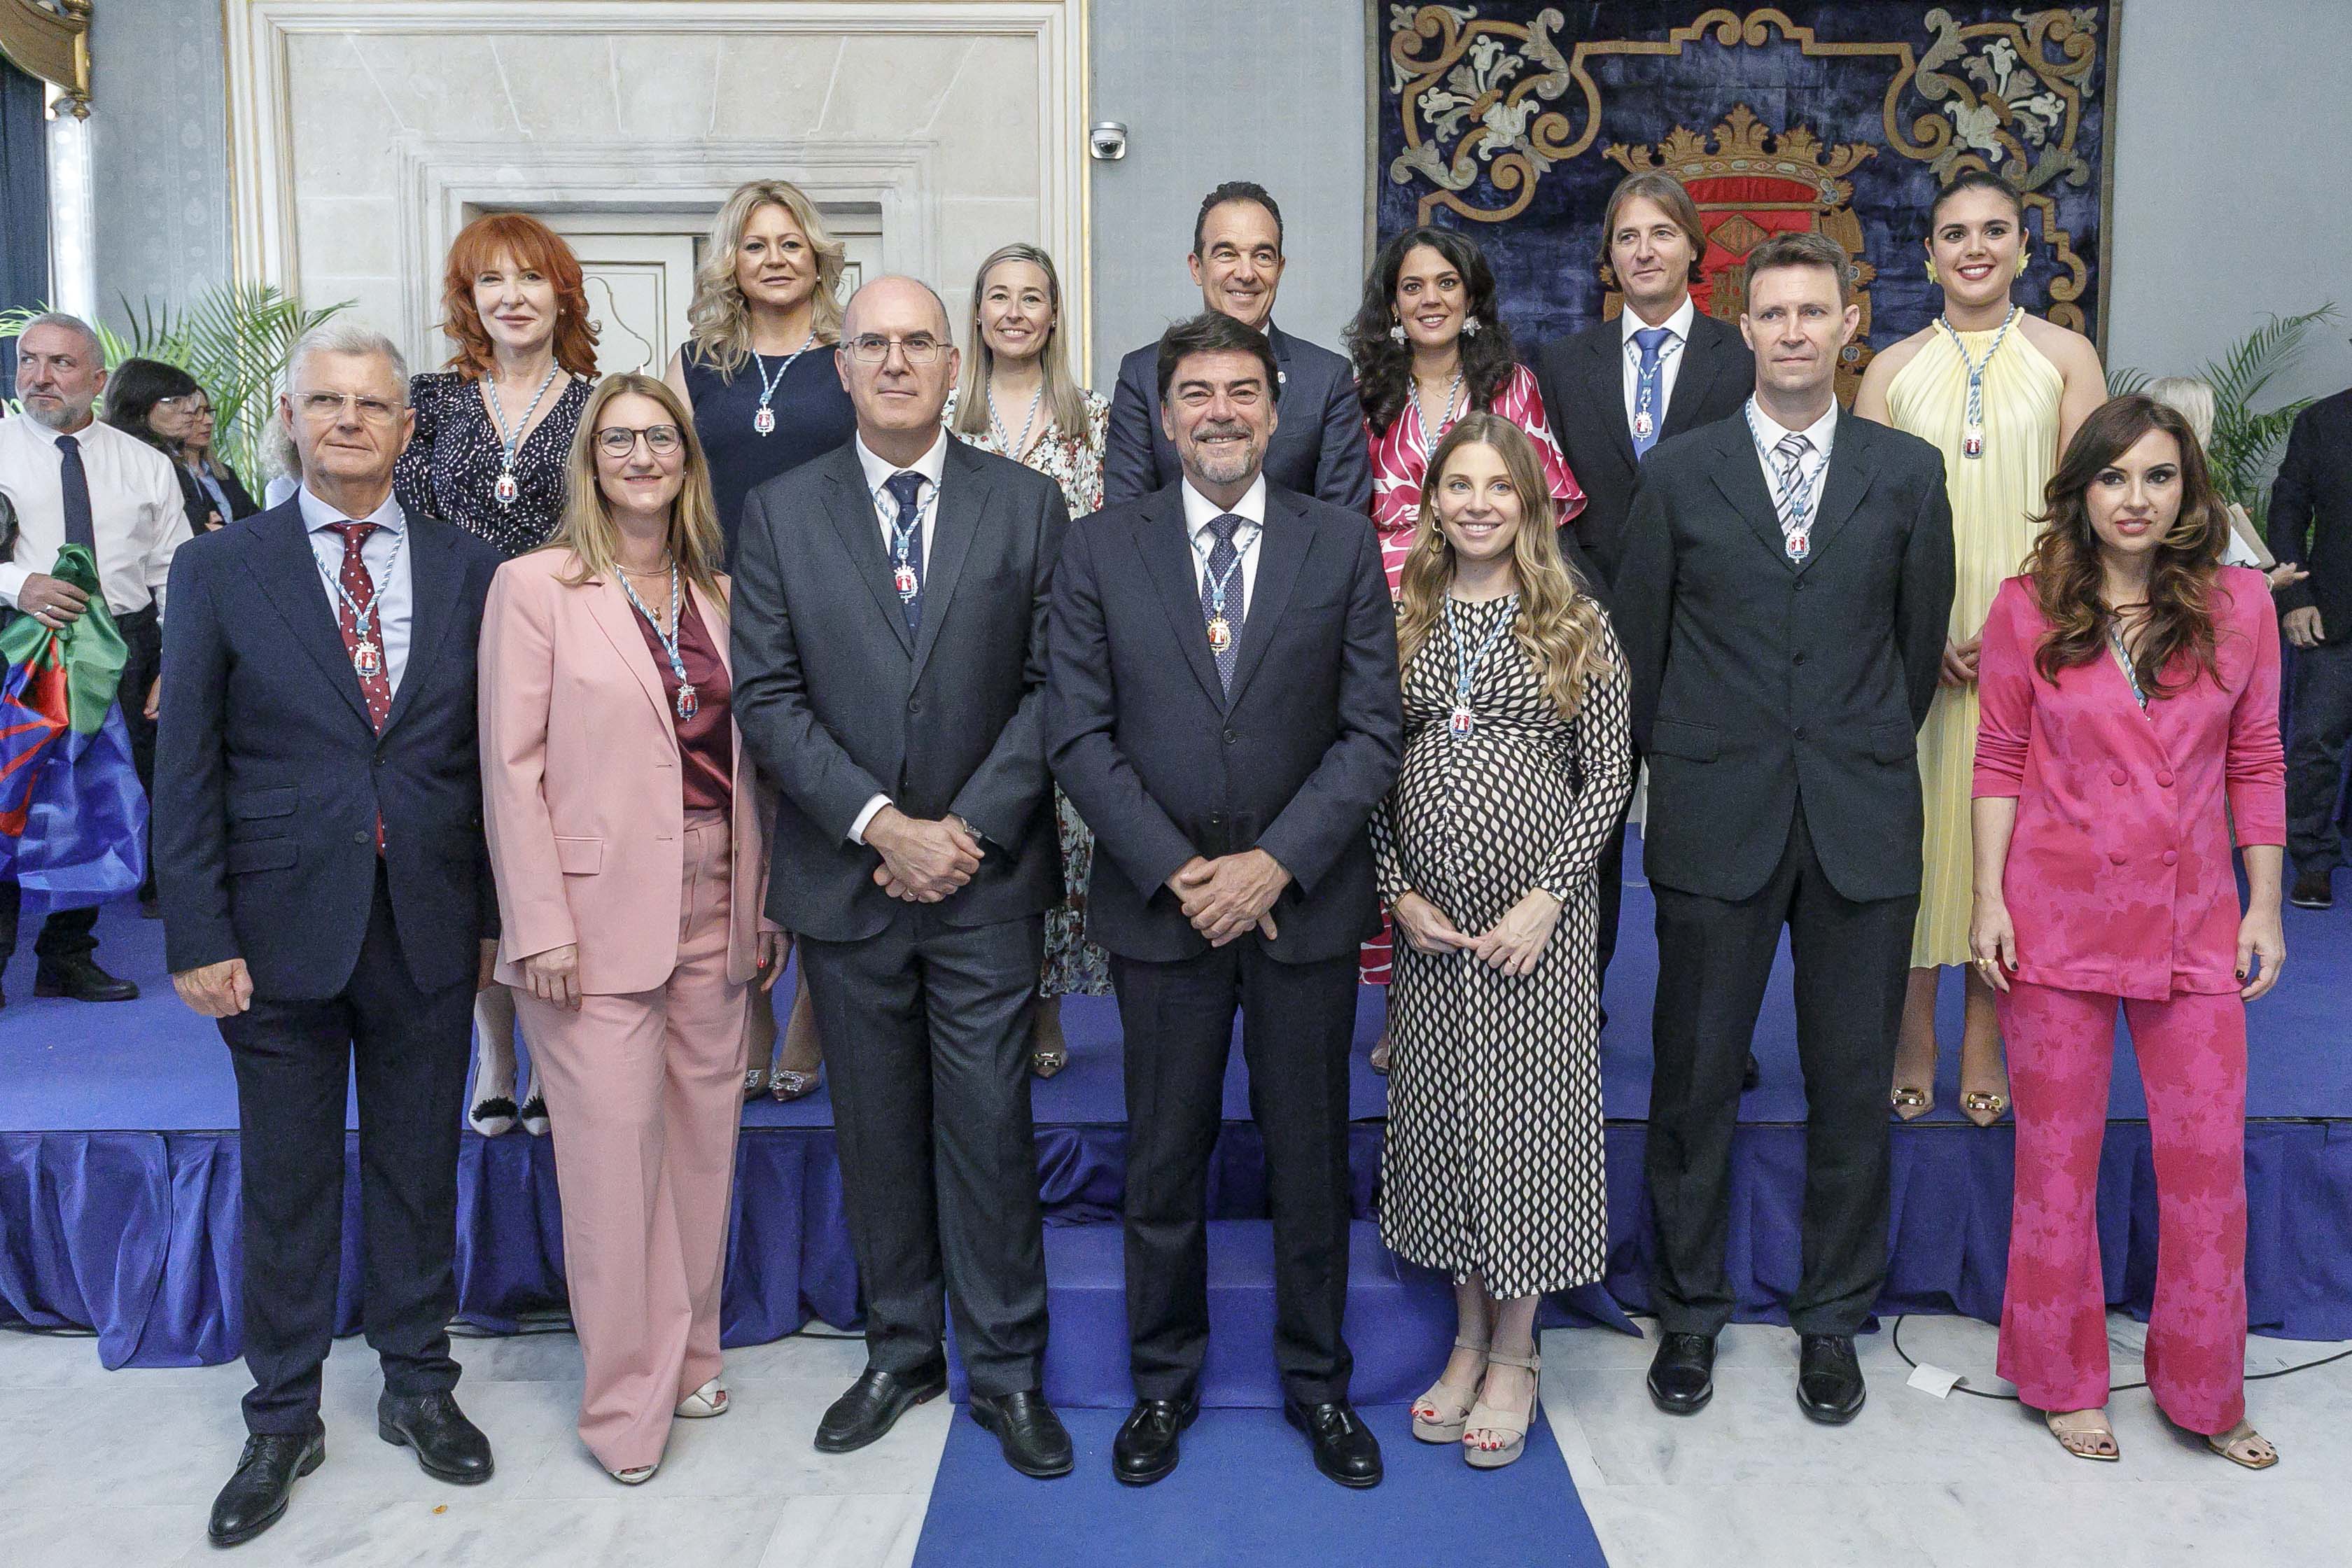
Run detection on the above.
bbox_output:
[2106,365,2150,398]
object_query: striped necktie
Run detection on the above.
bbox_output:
[1772,433,1814,561]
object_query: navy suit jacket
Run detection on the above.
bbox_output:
[153,499,501,998]
[732,438,1068,944]
[1047,480,1402,964]
[1102,323,1373,514]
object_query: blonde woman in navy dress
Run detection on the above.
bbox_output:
[664,178,858,1102]
[396,211,599,1138]
[942,243,1112,1077]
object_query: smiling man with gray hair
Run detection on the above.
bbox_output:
[0,311,192,1002]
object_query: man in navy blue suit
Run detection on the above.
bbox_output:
[1051,311,1401,1490]
[153,323,503,1549]
[1102,181,1373,514]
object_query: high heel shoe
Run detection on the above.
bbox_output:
[771,1068,819,1104]
[468,1095,518,1138]
[1890,1086,1932,1121]
[675,1378,729,1419]
[517,1093,549,1137]
[1463,1351,1541,1469]
[1960,1090,2009,1128]
[609,1462,657,1485]
[1410,1337,1488,1443]
[743,1065,770,1100]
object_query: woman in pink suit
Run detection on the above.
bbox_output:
[1970,394,2286,1469]
[481,372,783,1483]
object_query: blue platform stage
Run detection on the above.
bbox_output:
[4,835,2350,1395]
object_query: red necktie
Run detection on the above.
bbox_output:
[330,522,391,852]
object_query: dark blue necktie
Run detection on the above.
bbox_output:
[885,469,925,638]
[1630,326,1672,461]
[55,434,97,552]
[1199,513,1245,694]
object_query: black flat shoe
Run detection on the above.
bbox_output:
[1646,1331,1716,1415]
[2290,868,2334,909]
[377,1391,494,1483]
[969,1388,1074,1478]
[208,1427,324,1547]
[1112,1394,1199,1486]
[1743,1052,1762,1092]
[1282,1398,1382,1488]
[33,954,138,1002]
[815,1362,947,1454]
[1796,1334,1866,1424]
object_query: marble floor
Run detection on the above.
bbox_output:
[0,1314,2340,1567]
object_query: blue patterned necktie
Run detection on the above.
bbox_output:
[55,434,97,551]
[1199,512,1245,694]
[1630,326,1672,461]
[884,469,925,637]
[1772,433,1814,561]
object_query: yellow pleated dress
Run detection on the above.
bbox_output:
[1887,318,2065,968]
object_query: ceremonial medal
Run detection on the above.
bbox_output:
[1444,596,1516,742]
[482,367,561,507]
[894,564,919,601]
[753,406,776,436]
[1787,528,1811,561]
[354,640,382,679]
[1934,308,2019,463]
[1449,704,1475,738]
[1206,615,1233,653]
[1632,410,1654,441]
[750,330,816,439]
[676,682,698,721]
[1962,421,1985,460]
[493,471,519,505]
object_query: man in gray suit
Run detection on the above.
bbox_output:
[732,276,1073,1478]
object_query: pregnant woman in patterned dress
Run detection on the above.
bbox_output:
[1371,414,1630,1469]
[1854,169,2106,1125]
[395,211,599,1137]
[1344,226,1583,1074]
[942,243,1111,1076]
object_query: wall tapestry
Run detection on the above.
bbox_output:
[1370,4,2120,398]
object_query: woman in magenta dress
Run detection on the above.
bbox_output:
[1970,395,2286,1469]
[1344,225,1583,1070]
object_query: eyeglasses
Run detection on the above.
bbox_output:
[844,334,946,365]
[595,424,684,457]
[155,393,206,412]
[293,391,402,425]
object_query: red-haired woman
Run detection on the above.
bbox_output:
[1970,395,2286,1469]
[396,211,601,1138]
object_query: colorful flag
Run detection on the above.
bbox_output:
[0,543,148,904]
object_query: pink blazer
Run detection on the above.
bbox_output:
[479,549,774,994]
[1973,568,2285,1001]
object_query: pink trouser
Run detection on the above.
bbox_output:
[1994,979,2248,1434]
[516,811,750,1471]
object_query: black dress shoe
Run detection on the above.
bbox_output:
[1283,1398,1382,1488]
[815,1362,947,1454]
[1796,1334,1866,1424]
[2290,868,2334,909]
[33,953,138,1002]
[969,1388,1074,1478]
[377,1391,493,1483]
[208,1427,324,1547]
[1743,1052,1762,1091]
[1112,1394,1199,1486]
[1646,1331,1716,1415]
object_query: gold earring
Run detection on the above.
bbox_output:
[1924,257,1940,286]
[2015,248,2031,278]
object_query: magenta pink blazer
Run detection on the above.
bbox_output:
[479,550,775,995]
[1973,567,2285,1001]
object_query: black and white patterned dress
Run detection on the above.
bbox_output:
[394,371,591,559]
[1371,594,1632,1298]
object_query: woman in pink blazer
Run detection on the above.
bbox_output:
[1970,395,2286,1470]
[480,372,782,1483]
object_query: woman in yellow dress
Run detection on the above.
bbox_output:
[1855,169,2107,1125]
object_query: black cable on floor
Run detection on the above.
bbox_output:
[1889,1313,2352,1401]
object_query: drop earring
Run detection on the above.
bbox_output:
[1389,318,1406,344]
[1923,257,1940,286]
[2014,248,2031,278]
[1462,316,1482,337]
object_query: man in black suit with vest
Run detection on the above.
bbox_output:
[1532,172,1752,1019]
[1103,181,1372,514]
[1614,234,1953,1427]
[155,323,503,1548]
[2271,384,2352,910]
[732,276,1072,1478]
[1051,312,1402,1488]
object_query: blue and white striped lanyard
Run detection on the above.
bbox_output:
[1444,593,1517,738]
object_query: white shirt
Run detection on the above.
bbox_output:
[299,483,415,695]
[847,428,953,846]
[0,412,190,617]
[1180,472,1268,608]
[1745,397,1837,526]
[854,429,946,575]
[1620,295,1698,442]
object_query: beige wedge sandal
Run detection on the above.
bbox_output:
[1462,1350,1541,1469]
[1410,1337,1488,1443]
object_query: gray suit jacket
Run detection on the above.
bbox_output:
[731,438,1070,943]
